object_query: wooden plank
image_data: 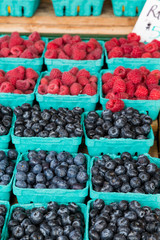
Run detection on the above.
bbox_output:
[152,120,158,136]
[149,141,158,158]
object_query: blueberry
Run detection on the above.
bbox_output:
[57,152,69,162]
[115,117,127,129]
[16,181,27,188]
[44,169,54,181]
[12,226,24,238]
[7,150,18,160]
[16,172,27,181]
[74,153,85,166]
[0,151,5,161]
[32,164,42,174]
[108,126,119,138]
[55,165,67,178]
[30,210,44,224]
[76,171,88,184]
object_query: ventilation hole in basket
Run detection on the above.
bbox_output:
[77,6,80,15]
[135,152,138,157]
[63,6,66,15]
[122,5,125,12]
[136,7,138,14]
[8,6,11,14]
[30,201,33,203]
[146,111,149,115]
[100,152,104,156]
[117,152,121,156]
[22,7,24,15]
[91,6,94,15]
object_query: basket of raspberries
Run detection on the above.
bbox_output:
[105,33,160,70]
[0,31,47,71]
[45,34,104,72]
[101,66,160,120]
[37,67,99,111]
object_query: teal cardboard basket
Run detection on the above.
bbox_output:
[100,70,160,120]
[86,199,160,240]
[104,46,160,71]
[36,71,100,111]
[51,0,104,16]
[111,0,146,16]
[45,41,104,72]
[0,71,40,109]
[5,202,87,240]
[90,153,160,202]
[11,114,83,153]
[13,152,90,204]
[0,201,10,240]
[0,35,48,72]
[84,110,154,156]
[0,0,40,17]
[0,150,20,202]
[0,125,13,150]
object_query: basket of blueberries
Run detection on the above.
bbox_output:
[90,152,160,202]
[11,103,84,153]
[0,201,10,240]
[13,150,89,203]
[84,107,154,155]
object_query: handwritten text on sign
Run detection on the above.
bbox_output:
[133,0,160,42]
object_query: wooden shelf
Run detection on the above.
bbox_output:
[0,0,137,35]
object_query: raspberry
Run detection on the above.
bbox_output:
[144,42,159,53]
[149,89,160,100]
[126,81,135,98]
[105,41,117,52]
[48,83,59,94]
[47,41,59,50]
[34,40,45,54]
[16,80,30,91]
[28,46,39,56]
[89,76,98,83]
[1,41,9,49]
[105,91,116,99]
[82,83,96,96]
[119,38,127,45]
[92,48,102,59]
[24,90,33,94]
[78,76,89,86]
[152,39,160,49]
[10,45,25,57]
[127,69,142,85]
[52,38,63,47]
[108,47,123,58]
[0,70,5,78]
[116,92,129,99]
[152,51,160,58]
[135,85,148,99]
[139,67,150,76]
[25,68,38,81]
[62,34,72,44]
[69,67,79,76]
[29,32,41,42]
[113,78,126,93]
[49,79,62,87]
[63,44,72,57]
[0,77,6,85]
[72,48,86,60]
[114,66,126,78]
[23,40,34,48]
[1,48,10,57]
[102,83,110,94]
[146,74,158,86]
[59,85,70,95]
[141,52,152,58]
[45,50,58,59]
[76,42,87,51]
[148,84,160,92]
[86,54,95,60]
[77,69,90,79]
[122,44,133,55]
[91,82,97,91]
[11,32,20,38]
[50,69,62,79]
[17,66,25,79]
[20,49,34,59]
[28,79,36,90]
[13,89,23,94]
[9,36,24,49]
[62,72,76,86]
[131,46,143,58]
[87,41,96,53]
[58,50,69,59]
[106,98,124,112]
[38,84,48,95]
[6,68,22,86]
[0,82,14,93]
[127,33,140,42]
[71,35,81,44]
[102,73,112,83]
[70,83,82,95]
[151,70,160,79]
[110,38,120,46]
[107,76,120,89]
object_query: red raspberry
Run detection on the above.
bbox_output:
[139,67,150,76]
[38,84,48,95]
[0,82,14,93]
[58,50,69,59]
[141,52,152,58]
[82,83,96,96]
[127,33,140,42]
[50,69,62,79]
[62,72,76,86]
[146,74,158,86]
[102,73,112,83]
[62,34,72,44]
[119,38,127,45]
[26,68,38,81]
[0,36,10,43]
[1,41,9,49]
[89,76,98,83]
[76,42,87,51]
[24,90,33,94]
[28,79,36,90]
[47,41,59,50]
[13,89,23,94]
[106,98,124,112]
[122,44,133,55]
[108,47,123,59]
[131,46,143,58]
[107,76,120,89]
[59,85,70,95]
[144,42,159,53]
[105,41,117,52]
[45,50,58,59]
[1,48,10,57]
[10,45,25,57]
[71,35,81,44]
[89,39,102,49]
[127,69,142,84]
[92,48,102,59]
[86,41,96,53]
[49,79,62,87]
[28,46,39,56]
[151,70,160,79]
[78,76,89,86]
[152,39,160,49]
[6,68,22,86]
[77,69,90,79]
[102,83,110,94]
[110,38,119,46]
[70,83,82,95]
[114,66,126,78]
[116,92,129,99]
[9,36,24,49]
[149,89,160,100]
[48,83,59,94]
[52,38,63,47]
[29,32,41,42]
[113,78,126,93]
[91,82,97,91]
[135,85,148,99]
[34,40,45,54]
[72,48,86,60]
[126,81,135,98]
[11,32,20,38]
[23,40,34,48]
[63,44,72,57]
[69,67,79,76]
[0,70,5,77]
[17,66,25,79]
[16,80,30,91]
[86,54,95,60]
[41,78,49,85]
[105,91,116,99]
[20,49,34,59]
[0,77,6,85]
[152,51,160,58]
[148,84,160,92]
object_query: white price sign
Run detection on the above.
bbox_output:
[133,0,160,42]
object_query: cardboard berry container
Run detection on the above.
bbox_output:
[0,150,20,202]
[0,117,14,149]
[104,46,160,71]
[111,0,146,17]
[36,71,100,111]
[51,0,104,16]
[0,0,40,17]
[0,201,10,240]
[13,152,90,204]
[0,35,48,72]
[83,110,154,156]
[100,70,160,120]
[0,71,40,109]
[44,40,104,72]
[11,114,83,153]
[86,199,160,240]
[90,153,160,202]
[5,202,87,240]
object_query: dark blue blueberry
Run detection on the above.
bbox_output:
[16,181,27,188]
[32,164,42,174]
[16,161,29,173]
[16,172,27,181]
[76,171,88,184]
[74,153,85,166]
